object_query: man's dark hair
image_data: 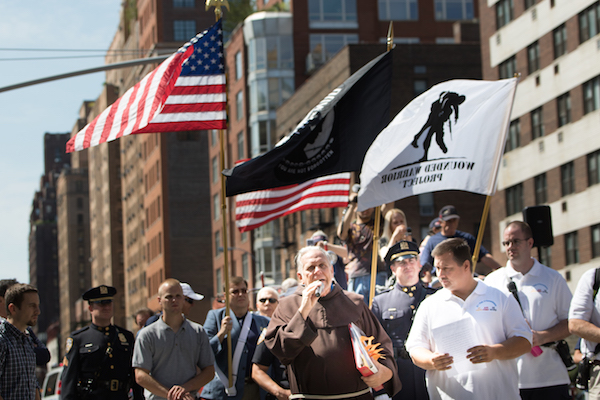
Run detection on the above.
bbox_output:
[432,238,472,268]
[506,221,533,239]
[0,279,18,298]
[226,276,248,292]
[133,307,154,320]
[5,284,38,315]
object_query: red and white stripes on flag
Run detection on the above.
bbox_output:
[66,19,226,153]
[235,173,351,232]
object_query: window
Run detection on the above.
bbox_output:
[215,231,222,256]
[236,91,243,121]
[212,156,218,184]
[173,0,194,7]
[583,76,600,114]
[561,161,575,196]
[557,93,571,127]
[579,2,600,43]
[496,0,513,29]
[539,246,551,268]
[498,56,516,79]
[213,193,220,220]
[216,268,222,295]
[434,0,474,20]
[242,253,249,280]
[565,231,579,265]
[593,225,600,258]
[174,20,196,41]
[553,24,567,59]
[237,131,245,160]
[587,150,600,186]
[524,0,535,10]
[527,41,540,74]
[414,80,427,96]
[309,0,357,25]
[309,34,359,66]
[534,173,547,205]
[235,51,243,81]
[505,119,520,152]
[378,0,418,20]
[505,183,523,216]
[211,130,218,147]
[531,107,544,139]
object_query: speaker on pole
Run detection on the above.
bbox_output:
[522,205,554,247]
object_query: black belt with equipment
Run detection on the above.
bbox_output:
[393,346,411,360]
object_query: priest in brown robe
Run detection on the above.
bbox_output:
[265,246,401,400]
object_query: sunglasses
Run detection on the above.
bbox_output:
[185,298,194,304]
[258,298,278,304]
[91,299,113,305]
[230,288,248,295]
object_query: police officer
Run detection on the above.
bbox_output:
[60,285,142,400]
[372,241,437,400]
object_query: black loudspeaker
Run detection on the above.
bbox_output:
[522,206,554,247]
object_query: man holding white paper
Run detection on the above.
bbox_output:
[405,238,532,400]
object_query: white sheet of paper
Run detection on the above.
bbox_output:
[431,317,486,377]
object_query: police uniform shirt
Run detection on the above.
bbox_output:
[372,282,436,351]
[60,323,135,400]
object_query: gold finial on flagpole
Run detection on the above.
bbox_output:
[206,0,230,21]
[386,21,394,52]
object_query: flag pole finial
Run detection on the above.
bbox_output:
[387,22,394,51]
[206,0,230,21]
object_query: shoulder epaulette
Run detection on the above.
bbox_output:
[71,326,90,336]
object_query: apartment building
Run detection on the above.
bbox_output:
[479,0,600,289]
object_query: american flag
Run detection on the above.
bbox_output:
[234,173,350,232]
[66,19,226,153]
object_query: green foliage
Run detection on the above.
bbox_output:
[222,0,256,34]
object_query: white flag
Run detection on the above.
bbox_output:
[358,78,517,211]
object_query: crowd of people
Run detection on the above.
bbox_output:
[4,202,600,400]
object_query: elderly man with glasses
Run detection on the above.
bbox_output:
[201,277,270,400]
[255,287,279,319]
[485,221,572,400]
[61,285,143,399]
[372,240,438,400]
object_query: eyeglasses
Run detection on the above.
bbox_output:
[393,257,418,268]
[91,299,112,305]
[258,298,278,304]
[501,238,530,247]
[230,288,248,296]
[185,298,194,304]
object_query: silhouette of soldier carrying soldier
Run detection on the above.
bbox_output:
[411,91,466,162]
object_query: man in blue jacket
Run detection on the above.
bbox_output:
[201,277,270,400]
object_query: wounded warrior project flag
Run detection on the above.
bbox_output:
[358,78,518,210]
[225,51,392,197]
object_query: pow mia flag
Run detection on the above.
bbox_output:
[358,78,518,210]
[225,50,392,197]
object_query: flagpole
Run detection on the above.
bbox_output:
[207,0,233,389]
[368,22,395,309]
[471,195,491,272]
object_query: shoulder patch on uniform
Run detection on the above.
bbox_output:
[65,337,73,353]
[257,328,267,345]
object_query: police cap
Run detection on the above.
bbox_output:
[384,240,419,266]
[82,285,116,302]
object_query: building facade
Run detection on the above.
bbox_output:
[479,0,600,290]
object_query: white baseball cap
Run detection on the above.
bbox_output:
[181,283,204,300]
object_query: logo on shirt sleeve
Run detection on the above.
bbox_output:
[475,300,498,312]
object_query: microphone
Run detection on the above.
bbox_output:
[507,281,542,357]
[315,282,324,298]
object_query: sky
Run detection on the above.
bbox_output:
[0,1,122,283]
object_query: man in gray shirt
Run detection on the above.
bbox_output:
[133,279,214,400]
